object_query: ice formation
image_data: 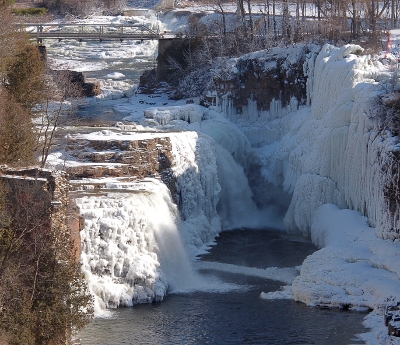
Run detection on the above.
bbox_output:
[74,100,275,310]
[78,177,215,310]
[78,180,171,310]
[292,204,400,310]
[74,130,222,309]
[41,10,400,342]
[142,104,271,229]
[238,45,400,343]
[167,131,221,255]
[245,44,395,239]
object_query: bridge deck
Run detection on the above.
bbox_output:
[16,23,162,42]
[27,32,159,41]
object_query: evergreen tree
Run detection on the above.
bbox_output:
[0,89,36,166]
[6,45,46,111]
[0,178,94,345]
[0,2,93,344]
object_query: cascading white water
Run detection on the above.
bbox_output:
[76,97,289,313]
[75,130,225,313]
[78,179,201,313]
[215,144,264,229]
[141,105,279,231]
[149,188,203,293]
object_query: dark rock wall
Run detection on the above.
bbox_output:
[214,44,318,113]
[52,70,101,97]
[0,167,82,260]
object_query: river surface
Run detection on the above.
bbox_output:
[45,38,157,125]
[79,229,367,345]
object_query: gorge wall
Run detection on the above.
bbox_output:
[0,167,82,260]
[50,42,400,313]
[213,44,314,113]
[209,43,400,240]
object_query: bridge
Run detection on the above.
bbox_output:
[15,22,182,82]
[16,23,163,43]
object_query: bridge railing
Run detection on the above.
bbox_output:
[15,23,161,42]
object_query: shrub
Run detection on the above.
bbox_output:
[12,7,48,16]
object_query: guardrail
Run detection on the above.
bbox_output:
[15,23,161,42]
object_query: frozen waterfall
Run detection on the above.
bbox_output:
[216,144,267,229]
[78,179,202,312]
[75,105,278,310]
[142,105,272,230]
[241,44,397,238]
[76,131,224,312]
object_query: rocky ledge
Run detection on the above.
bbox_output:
[62,130,176,194]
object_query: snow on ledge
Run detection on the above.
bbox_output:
[262,204,400,343]
[297,204,400,343]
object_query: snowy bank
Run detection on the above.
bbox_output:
[262,204,400,344]
[295,204,400,311]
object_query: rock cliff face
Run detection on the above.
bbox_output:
[0,167,82,259]
[153,42,317,112]
[213,44,318,113]
[52,70,101,98]
[64,134,176,194]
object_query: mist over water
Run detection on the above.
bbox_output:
[216,144,284,230]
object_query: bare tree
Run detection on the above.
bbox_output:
[210,0,228,37]
[35,72,83,168]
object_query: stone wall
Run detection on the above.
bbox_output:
[0,166,82,260]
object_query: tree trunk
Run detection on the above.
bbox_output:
[247,0,253,37]
[273,0,277,38]
[392,0,396,28]
[237,0,245,18]
[352,0,358,37]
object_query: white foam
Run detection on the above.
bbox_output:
[196,261,298,285]
[78,179,209,311]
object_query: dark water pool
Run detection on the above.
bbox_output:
[79,229,367,345]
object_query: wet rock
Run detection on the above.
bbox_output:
[51,70,101,97]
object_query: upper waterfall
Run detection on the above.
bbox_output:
[70,130,221,311]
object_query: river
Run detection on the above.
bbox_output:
[79,229,367,345]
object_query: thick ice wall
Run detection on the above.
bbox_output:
[169,131,221,255]
[142,105,266,230]
[143,104,252,167]
[290,204,400,312]
[78,181,173,310]
[199,116,252,167]
[143,104,207,125]
[258,44,397,237]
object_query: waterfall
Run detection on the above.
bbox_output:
[215,144,261,229]
[76,131,223,313]
[76,103,288,312]
[78,179,201,313]
[215,144,283,230]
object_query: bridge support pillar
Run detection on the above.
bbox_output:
[37,45,47,63]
